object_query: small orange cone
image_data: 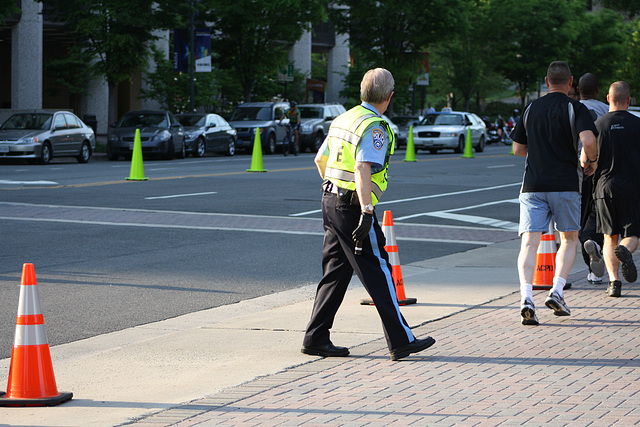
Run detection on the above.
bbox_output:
[532,232,557,290]
[0,263,72,407]
[361,210,417,306]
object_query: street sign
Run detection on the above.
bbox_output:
[278,64,294,82]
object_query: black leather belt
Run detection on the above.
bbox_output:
[322,180,359,206]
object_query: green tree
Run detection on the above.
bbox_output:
[0,0,19,24]
[485,0,580,108]
[567,7,628,98]
[600,0,640,18]
[40,0,180,123]
[329,0,463,115]
[203,0,328,102]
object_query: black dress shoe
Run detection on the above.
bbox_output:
[301,343,350,357]
[390,336,436,361]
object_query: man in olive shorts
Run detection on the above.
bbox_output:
[594,81,640,297]
[512,61,598,325]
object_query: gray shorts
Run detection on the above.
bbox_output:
[519,192,581,235]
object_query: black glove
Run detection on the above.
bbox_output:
[352,212,374,243]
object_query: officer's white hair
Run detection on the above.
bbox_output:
[360,68,394,104]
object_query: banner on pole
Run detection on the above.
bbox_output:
[173,28,211,73]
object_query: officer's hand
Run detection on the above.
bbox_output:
[352,212,374,243]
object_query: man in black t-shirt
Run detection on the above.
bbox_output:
[512,61,598,326]
[594,81,640,297]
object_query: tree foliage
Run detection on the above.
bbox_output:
[39,0,180,122]
[202,0,328,102]
[328,0,463,114]
[0,0,19,24]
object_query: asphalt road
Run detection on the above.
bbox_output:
[0,143,522,359]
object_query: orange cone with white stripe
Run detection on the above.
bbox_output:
[532,231,557,291]
[0,263,72,406]
[361,210,417,306]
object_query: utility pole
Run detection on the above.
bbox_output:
[189,0,196,112]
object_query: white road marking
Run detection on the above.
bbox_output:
[290,182,521,217]
[145,192,218,200]
[397,199,520,231]
[0,180,59,185]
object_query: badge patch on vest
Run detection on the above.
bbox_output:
[372,129,385,150]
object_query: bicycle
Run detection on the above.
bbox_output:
[281,122,299,156]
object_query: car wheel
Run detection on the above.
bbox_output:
[313,131,324,152]
[266,133,276,154]
[176,139,186,159]
[106,142,119,161]
[429,149,438,154]
[39,142,52,165]
[225,138,236,156]
[77,141,92,163]
[454,135,465,154]
[162,139,175,160]
[475,135,485,153]
[195,137,206,157]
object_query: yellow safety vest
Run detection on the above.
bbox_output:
[324,105,395,205]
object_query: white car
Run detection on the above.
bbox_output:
[381,115,400,146]
[412,111,486,154]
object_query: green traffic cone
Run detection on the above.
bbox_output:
[126,129,148,180]
[247,128,267,172]
[462,127,474,158]
[404,125,416,162]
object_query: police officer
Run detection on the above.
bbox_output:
[301,68,436,361]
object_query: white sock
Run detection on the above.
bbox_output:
[520,283,533,303]
[552,277,566,297]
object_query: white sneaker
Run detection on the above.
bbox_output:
[587,272,603,283]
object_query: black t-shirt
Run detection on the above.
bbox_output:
[594,111,640,200]
[512,92,597,192]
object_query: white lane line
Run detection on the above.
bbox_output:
[0,216,489,244]
[487,164,515,169]
[0,180,59,185]
[397,199,520,231]
[290,182,521,217]
[145,192,218,200]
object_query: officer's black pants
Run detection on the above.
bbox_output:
[302,191,415,351]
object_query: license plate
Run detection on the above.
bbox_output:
[0,146,9,153]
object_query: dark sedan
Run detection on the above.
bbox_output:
[0,111,95,164]
[107,110,185,160]
[177,113,237,157]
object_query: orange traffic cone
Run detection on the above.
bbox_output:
[361,210,417,306]
[0,263,72,407]
[532,232,557,290]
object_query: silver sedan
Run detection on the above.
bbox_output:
[0,111,96,164]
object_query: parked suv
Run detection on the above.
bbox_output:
[297,103,346,152]
[228,102,289,154]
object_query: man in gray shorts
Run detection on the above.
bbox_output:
[511,61,598,325]
[593,81,640,297]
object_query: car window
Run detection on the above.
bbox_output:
[299,107,322,119]
[274,107,284,119]
[230,106,271,121]
[119,113,167,128]
[429,114,462,126]
[2,113,53,130]
[53,114,67,129]
[64,113,80,129]
[178,115,206,127]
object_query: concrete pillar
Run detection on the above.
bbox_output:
[290,28,312,80]
[81,77,109,135]
[11,0,43,109]
[140,30,170,111]
[327,32,349,104]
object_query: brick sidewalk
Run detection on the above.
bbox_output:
[128,273,640,426]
